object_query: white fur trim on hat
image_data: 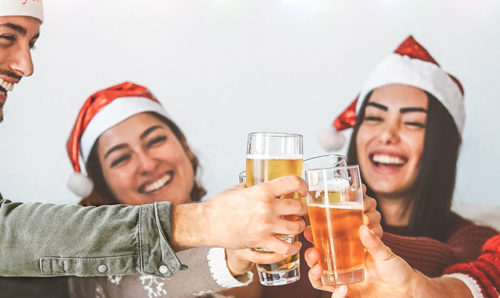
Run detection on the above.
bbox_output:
[357,53,465,134]
[67,172,94,197]
[80,97,169,161]
[319,127,346,151]
[0,0,44,22]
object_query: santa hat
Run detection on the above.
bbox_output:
[0,0,44,23]
[66,82,169,197]
[320,35,465,151]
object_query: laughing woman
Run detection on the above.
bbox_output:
[322,36,498,277]
[65,82,264,298]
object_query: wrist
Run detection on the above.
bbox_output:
[411,269,431,298]
[411,269,473,298]
[171,202,209,250]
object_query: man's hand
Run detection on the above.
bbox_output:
[172,176,308,256]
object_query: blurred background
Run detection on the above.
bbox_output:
[0,0,499,225]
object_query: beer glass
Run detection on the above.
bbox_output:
[246,132,303,286]
[303,154,347,172]
[238,170,246,184]
[305,165,364,285]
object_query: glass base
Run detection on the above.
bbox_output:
[321,267,364,286]
[258,262,300,286]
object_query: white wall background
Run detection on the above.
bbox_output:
[1,0,499,210]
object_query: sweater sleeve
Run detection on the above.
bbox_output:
[69,247,253,298]
[382,232,459,277]
[381,220,498,278]
[0,196,183,277]
[443,235,500,298]
[446,224,499,262]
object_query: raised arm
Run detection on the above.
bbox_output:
[0,196,182,277]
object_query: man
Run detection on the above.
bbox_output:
[305,226,500,297]
[0,0,307,281]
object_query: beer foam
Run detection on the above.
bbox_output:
[246,154,303,160]
[308,202,363,210]
[309,178,350,198]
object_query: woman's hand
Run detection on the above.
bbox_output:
[305,225,417,298]
[362,187,383,238]
[225,244,302,276]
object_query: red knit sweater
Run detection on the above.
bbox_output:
[444,234,500,298]
[383,212,498,277]
[262,213,497,298]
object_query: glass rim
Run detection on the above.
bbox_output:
[247,132,303,138]
[305,164,360,173]
[304,153,345,162]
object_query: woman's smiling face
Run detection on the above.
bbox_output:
[356,84,428,199]
[97,112,194,205]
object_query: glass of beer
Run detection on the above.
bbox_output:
[305,165,364,285]
[246,132,303,286]
[303,154,347,172]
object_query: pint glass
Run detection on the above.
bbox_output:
[246,132,303,286]
[305,165,364,285]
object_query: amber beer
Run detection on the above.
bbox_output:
[307,187,364,285]
[246,155,303,280]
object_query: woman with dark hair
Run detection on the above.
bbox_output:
[319,35,498,278]
[65,82,268,298]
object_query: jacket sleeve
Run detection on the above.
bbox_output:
[0,195,184,278]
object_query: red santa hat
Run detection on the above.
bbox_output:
[66,82,169,197]
[0,0,44,22]
[320,35,465,151]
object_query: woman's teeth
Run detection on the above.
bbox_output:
[0,79,14,92]
[143,173,172,193]
[372,154,405,165]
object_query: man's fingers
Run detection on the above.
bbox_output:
[359,225,395,261]
[304,247,320,268]
[273,216,306,235]
[267,176,309,197]
[262,237,302,256]
[236,248,294,264]
[274,197,308,217]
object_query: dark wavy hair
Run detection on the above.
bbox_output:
[79,112,206,206]
[347,91,460,242]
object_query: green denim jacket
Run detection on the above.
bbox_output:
[0,193,185,278]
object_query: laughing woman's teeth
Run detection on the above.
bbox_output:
[144,173,172,193]
[373,154,404,165]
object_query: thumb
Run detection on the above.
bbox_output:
[359,225,395,261]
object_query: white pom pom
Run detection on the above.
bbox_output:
[319,127,346,151]
[67,172,94,197]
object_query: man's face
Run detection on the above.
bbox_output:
[0,16,40,123]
